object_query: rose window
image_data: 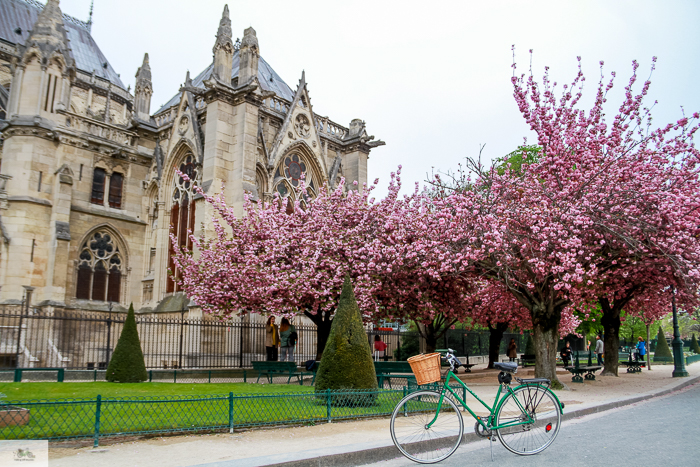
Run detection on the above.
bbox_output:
[284,154,307,187]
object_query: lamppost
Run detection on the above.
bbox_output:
[671,289,689,377]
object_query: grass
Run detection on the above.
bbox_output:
[0,382,313,400]
[0,382,405,441]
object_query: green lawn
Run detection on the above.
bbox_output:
[0,383,405,441]
[0,382,312,401]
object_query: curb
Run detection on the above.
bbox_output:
[200,373,700,467]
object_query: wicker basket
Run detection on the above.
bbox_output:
[407,353,442,385]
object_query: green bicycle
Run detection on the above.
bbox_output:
[390,349,564,463]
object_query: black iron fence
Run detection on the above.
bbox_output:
[0,305,535,370]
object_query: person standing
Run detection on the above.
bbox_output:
[265,316,280,361]
[374,335,388,361]
[279,317,297,362]
[636,336,647,362]
[507,338,518,362]
[560,341,572,367]
[595,335,604,366]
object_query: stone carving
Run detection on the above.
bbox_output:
[55,221,71,241]
[294,113,311,139]
[178,115,189,135]
[287,131,296,140]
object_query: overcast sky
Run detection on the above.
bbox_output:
[57,0,700,197]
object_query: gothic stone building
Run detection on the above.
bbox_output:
[0,0,384,316]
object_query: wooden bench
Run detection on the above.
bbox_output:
[565,353,601,383]
[374,361,416,388]
[251,361,312,385]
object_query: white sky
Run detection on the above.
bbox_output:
[58,0,700,197]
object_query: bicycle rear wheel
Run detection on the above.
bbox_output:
[495,385,561,455]
[390,390,464,464]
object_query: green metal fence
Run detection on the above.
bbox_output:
[686,354,700,365]
[0,388,426,446]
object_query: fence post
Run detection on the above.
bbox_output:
[243,370,247,383]
[326,389,332,423]
[93,395,102,448]
[13,369,21,383]
[228,392,234,433]
[208,370,211,384]
[94,369,97,382]
[57,368,64,383]
[173,370,177,384]
[105,315,112,367]
[402,386,408,417]
[148,370,152,383]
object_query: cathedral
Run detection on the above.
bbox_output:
[0,0,384,314]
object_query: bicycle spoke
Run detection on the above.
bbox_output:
[390,391,464,464]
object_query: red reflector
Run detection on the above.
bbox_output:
[546,423,552,432]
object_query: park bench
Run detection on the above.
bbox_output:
[564,352,602,383]
[618,351,646,373]
[251,361,313,385]
[374,361,416,388]
[9,368,65,383]
[520,354,536,366]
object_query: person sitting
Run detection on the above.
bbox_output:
[560,341,572,367]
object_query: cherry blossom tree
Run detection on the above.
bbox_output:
[427,54,700,386]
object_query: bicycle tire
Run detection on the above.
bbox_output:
[495,384,561,455]
[390,390,464,464]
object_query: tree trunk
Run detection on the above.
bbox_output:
[304,309,333,360]
[533,322,561,387]
[415,314,457,354]
[487,322,509,369]
[599,297,621,376]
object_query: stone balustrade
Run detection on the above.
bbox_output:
[65,113,137,147]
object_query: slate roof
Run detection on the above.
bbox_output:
[0,0,125,89]
[157,50,294,114]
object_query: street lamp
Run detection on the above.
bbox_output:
[671,289,689,378]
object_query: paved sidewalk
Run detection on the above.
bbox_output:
[48,362,700,467]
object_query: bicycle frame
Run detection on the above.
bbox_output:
[425,370,537,431]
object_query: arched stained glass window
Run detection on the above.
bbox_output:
[167,154,198,293]
[75,230,123,302]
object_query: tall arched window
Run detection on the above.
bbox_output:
[167,154,198,293]
[75,230,123,302]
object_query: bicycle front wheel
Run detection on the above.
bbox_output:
[390,390,464,464]
[495,385,561,455]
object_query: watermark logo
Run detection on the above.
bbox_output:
[0,441,48,466]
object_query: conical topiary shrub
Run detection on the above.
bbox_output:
[524,334,535,355]
[315,276,377,404]
[106,304,148,382]
[690,334,700,354]
[653,327,672,362]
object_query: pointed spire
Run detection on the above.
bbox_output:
[185,69,191,86]
[212,5,234,81]
[238,26,259,86]
[23,0,72,60]
[134,53,153,120]
[87,0,94,33]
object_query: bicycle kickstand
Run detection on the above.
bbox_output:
[490,433,495,462]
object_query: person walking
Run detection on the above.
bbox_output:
[265,316,280,361]
[507,338,518,362]
[374,335,388,361]
[560,341,572,367]
[279,317,297,362]
[636,336,647,362]
[595,335,604,366]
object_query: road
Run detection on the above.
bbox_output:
[366,382,700,467]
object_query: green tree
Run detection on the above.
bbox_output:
[653,327,673,362]
[315,276,378,398]
[690,334,700,354]
[106,304,148,383]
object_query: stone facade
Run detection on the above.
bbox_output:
[0,0,384,315]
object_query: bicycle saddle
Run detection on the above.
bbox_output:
[494,362,518,373]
